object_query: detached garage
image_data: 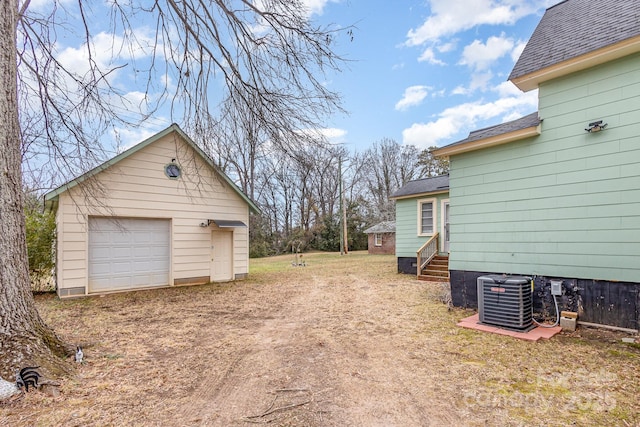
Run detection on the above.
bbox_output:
[44,124,260,298]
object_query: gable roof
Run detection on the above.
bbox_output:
[364,221,396,234]
[432,113,541,157]
[390,175,449,199]
[510,0,640,91]
[44,124,260,214]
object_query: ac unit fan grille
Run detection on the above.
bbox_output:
[477,275,532,329]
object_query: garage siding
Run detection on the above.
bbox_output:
[55,131,251,294]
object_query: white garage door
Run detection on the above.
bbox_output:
[88,218,170,293]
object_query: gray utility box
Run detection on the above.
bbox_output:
[477,275,533,330]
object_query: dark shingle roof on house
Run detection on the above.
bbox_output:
[510,0,640,80]
[390,175,449,199]
[442,112,541,149]
[364,221,396,234]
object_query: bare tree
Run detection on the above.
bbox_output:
[418,146,450,177]
[2,0,349,377]
[210,91,271,201]
[286,143,343,233]
[1,0,70,380]
[363,138,421,221]
[308,144,343,221]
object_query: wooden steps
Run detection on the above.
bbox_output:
[418,255,449,282]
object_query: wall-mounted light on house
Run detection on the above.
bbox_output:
[585,120,607,133]
[199,222,208,228]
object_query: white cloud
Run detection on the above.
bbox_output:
[395,85,431,111]
[302,0,337,16]
[298,127,347,144]
[437,41,457,53]
[402,119,460,148]
[55,27,161,86]
[51,29,171,120]
[451,85,467,96]
[450,71,494,95]
[417,47,446,65]
[111,124,165,152]
[494,80,522,97]
[459,34,515,70]
[320,127,347,141]
[511,39,528,63]
[448,33,518,96]
[253,0,336,18]
[57,32,127,77]
[104,90,165,125]
[249,0,338,36]
[405,0,536,46]
[23,0,74,12]
[402,88,538,148]
[470,71,495,92]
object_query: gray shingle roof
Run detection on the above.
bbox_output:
[442,112,541,149]
[390,175,449,199]
[364,221,396,234]
[510,0,640,80]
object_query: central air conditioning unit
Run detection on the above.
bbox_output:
[477,275,533,330]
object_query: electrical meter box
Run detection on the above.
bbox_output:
[550,280,563,296]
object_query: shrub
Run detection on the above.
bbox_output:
[25,203,56,292]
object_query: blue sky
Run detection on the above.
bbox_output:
[25,0,557,154]
[314,0,556,151]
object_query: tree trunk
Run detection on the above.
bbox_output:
[0,0,70,381]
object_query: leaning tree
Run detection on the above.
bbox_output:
[1,0,348,379]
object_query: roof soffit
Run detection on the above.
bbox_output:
[390,189,450,201]
[433,123,541,158]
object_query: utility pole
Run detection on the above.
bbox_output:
[339,156,344,255]
[342,186,348,255]
[338,155,348,255]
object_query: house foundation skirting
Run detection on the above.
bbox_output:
[57,286,86,298]
[174,276,210,286]
[450,270,640,331]
[397,257,418,275]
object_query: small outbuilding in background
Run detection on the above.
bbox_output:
[364,221,396,255]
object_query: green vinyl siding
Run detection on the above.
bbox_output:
[395,192,449,258]
[448,52,640,282]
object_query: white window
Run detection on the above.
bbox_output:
[374,233,382,246]
[417,199,436,236]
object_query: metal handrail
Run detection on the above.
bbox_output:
[416,232,439,277]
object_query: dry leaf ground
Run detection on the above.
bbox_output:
[1,251,639,426]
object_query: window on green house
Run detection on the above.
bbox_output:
[419,200,434,234]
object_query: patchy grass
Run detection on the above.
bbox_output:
[1,251,638,426]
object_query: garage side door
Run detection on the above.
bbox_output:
[210,230,233,282]
[89,218,170,293]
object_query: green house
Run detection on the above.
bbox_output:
[433,0,640,330]
[390,175,449,278]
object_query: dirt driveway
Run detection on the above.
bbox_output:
[3,252,639,426]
